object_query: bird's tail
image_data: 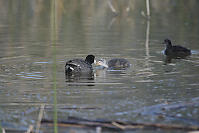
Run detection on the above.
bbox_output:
[65,65,74,74]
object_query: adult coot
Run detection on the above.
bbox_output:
[96,58,130,69]
[65,55,95,76]
[163,39,191,58]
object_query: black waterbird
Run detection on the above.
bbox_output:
[65,55,95,76]
[163,39,191,58]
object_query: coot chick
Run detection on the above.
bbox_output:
[65,55,95,76]
[96,58,130,69]
[163,39,191,58]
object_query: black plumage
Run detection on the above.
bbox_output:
[65,55,95,76]
[163,39,191,58]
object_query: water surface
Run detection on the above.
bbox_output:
[0,0,199,132]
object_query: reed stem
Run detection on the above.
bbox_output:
[146,0,150,18]
[51,0,58,132]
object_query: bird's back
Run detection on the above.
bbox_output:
[165,45,191,57]
[108,58,130,69]
[65,59,93,75]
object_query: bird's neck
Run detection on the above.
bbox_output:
[166,43,172,49]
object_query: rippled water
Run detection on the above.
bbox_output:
[0,0,199,132]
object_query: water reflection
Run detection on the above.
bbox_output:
[16,72,45,79]
[164,55,190,64]
[65,73,94,84]
[0,0,199,132]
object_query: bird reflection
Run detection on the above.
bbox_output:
[65,73,95,86]
[164,55,189,64]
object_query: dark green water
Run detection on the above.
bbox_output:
[0,0,199,132]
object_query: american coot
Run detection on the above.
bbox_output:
[163,39,191,58]
[65,55,95,76]
[96,58,130,69]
